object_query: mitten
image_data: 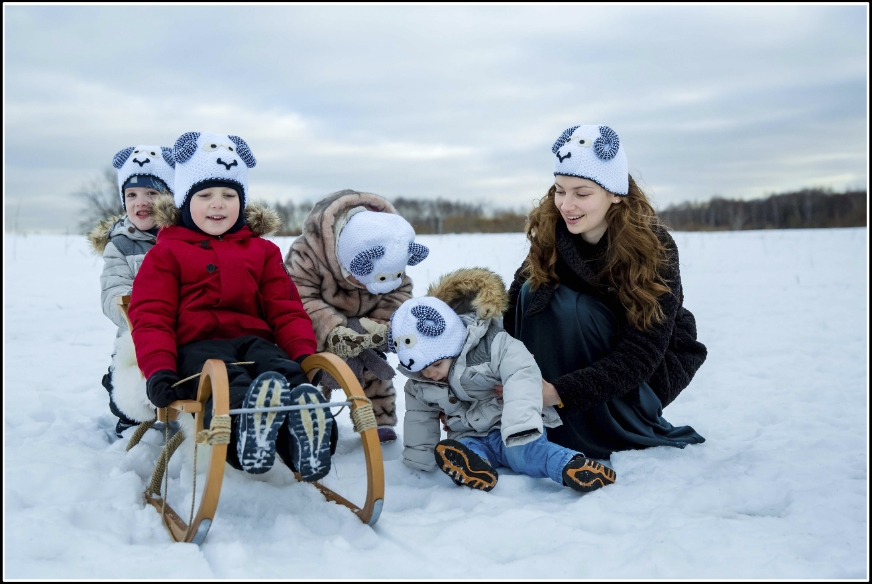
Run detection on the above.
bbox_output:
[326,326,369,359]
[358,317,389,350]
[146,369,182,408]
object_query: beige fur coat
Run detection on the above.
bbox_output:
[284,190,413,351]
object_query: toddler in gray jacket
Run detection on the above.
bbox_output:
[87,145,175,437]
[393,268,616,493]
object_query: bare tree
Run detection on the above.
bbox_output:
[76,167,123,233]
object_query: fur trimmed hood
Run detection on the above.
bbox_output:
[297,189,399,287]
[86,214,126,255]
[427,268,508,320]
[150,194,282,236]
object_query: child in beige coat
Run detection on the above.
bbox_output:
[284,189,429,442]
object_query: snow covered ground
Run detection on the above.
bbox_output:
[3,228,868,579]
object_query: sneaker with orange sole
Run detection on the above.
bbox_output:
[562,456,616,493]
[434,439,499,492]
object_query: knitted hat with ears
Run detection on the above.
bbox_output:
[552,125,629,195]
[171,131,256,208]
[389,296,466,372]
[112,145,175,209]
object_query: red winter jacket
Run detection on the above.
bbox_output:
[129,200,317,378]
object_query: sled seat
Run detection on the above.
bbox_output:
[115,295,385,544]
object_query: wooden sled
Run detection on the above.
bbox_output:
[116,296,385,544]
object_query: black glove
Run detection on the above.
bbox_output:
[146,369,182,408]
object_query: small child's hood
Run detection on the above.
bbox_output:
[391,268,508,374]
[149,194,281,236]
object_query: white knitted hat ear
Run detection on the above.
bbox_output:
[337,211,429,294]
[390,297,465,372]
[552,125,628,195]
[171,131,256,208]
[113,144,175,208]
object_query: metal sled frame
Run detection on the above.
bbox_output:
[117,296,385,544]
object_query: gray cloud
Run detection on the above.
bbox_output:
[4,4,867,231]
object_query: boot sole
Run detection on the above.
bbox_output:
[434,440,498,492]
[237,372,291,474]
[563,458,616,493]
[287,384,334,482]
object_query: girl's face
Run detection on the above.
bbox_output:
[553,175,621,244]
[190,187,240,236]
[124,187,161,231]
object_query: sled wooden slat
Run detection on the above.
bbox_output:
[147,358,229,543]
[301,353,385,526]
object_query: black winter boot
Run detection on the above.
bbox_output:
[285,383,334,482]
[434,439,498,492]
[562,455,616,493]
[237,372,292,474]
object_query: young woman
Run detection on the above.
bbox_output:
[503,125,707,459]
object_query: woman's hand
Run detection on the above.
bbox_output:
[541,380,561,407]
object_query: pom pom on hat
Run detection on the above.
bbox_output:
[552,125,629,195]
[171,131,256,208]
[337,210,429,294]
[112,144,175,209]
[389,297,466,372]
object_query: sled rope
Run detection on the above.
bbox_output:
[147,423,186,498]
[349,395,377,433]
[196,414,232,445]
[126,419,156,452]
[171,362,255,388]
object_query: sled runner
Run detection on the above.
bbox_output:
[116,295,385,544]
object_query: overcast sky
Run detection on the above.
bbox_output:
[4,4,868,232]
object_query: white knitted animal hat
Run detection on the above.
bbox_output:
[552,125,629,195]
[112,145,175,208]
[389,296,466,372]
[337,210,429,294]
[171,131,257,208]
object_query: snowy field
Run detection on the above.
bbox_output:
[3,228,868,579]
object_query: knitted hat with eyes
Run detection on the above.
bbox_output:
[112,145,176,209]
[552,125,629,195]
[337,210,429,295]
[171,131,256,208]
[389,296,466,372]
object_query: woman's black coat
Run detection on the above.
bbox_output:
[504,223,707,414]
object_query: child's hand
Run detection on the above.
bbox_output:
[438,412,450,432]
[542,379,561,407]
[327,325,384,358]
[493,384,503,397]
[146,369,183,408]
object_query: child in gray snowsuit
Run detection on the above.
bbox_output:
[87,145,175,437]
[394,268,616,493]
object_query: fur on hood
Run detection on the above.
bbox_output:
[150,194,282,236]
[297,189,398,287]
[86,214,126,255]
[427,267,508,320]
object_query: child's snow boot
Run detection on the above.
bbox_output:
[286,383,334,482]
[377,426,398,443]
[434,439,498,492]
[562,455,616,493]
[237,371,292,474]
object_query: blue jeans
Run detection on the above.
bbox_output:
[460,429,579,485]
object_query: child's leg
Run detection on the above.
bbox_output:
[362,372,397,427]
[177,338,270,471]
[102,366,136,437]
[434,434,500,492]
[232,336,335,482]
[501,432,578,484]
[501,433,616,492]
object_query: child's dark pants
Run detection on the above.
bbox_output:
[177,335,337,471]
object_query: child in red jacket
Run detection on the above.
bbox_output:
[129,131,333,481]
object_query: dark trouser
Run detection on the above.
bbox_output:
[516,283,705,459]
[177,335,337,471]
[102,367,136,426]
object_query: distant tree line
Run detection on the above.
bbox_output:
[270,197,526,236]
[659,188,867,231]
[76,168,865,235]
